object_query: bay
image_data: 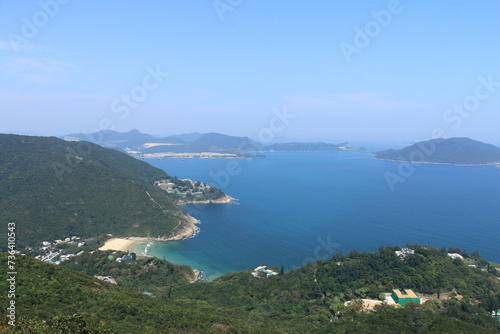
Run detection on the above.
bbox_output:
[135,152,500,280]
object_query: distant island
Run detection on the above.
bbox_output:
[264,142,367,152]
[375,137,500,166]
[63,129,367,158]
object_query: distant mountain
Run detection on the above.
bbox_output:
[64,130,264,157]
[0,134,196,249]
[64,130,368,158]
[264,142,367,152]
[63,129,182,152]
[375,137,500,165]
[188,132,263,153]
[167,132,204,143]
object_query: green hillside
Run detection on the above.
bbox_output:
[0,253,314,333]
[0,134,194,250]
[375,138,500,165]
[171,245,500,332]
[2,246,500,333]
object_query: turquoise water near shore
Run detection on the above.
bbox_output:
[136,152,500,280]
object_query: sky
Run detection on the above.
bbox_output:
[0,0,499,148]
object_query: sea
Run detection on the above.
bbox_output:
[133,152,500,280]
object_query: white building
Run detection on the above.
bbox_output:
[252,266,278,278]
[448,253,464,260]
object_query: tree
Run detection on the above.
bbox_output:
[348,249,360,258]
[471,250,481,260]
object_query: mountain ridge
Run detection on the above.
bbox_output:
[375,137,500,165]
[63,129,366,157]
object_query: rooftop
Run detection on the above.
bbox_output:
[393,289,418,299]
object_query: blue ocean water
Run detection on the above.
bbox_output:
[136,152,500,280]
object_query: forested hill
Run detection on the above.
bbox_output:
[0,134,193,249]
[2,246,500,333]
[375,137,500,165]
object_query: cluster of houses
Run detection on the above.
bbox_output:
[396,248,470,262]
[155,178,211,198]
[34,236,86,265]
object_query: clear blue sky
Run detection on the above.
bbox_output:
[1,0,499,147]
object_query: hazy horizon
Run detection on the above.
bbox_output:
[1,1,499,147]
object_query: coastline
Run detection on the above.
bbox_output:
[98,237,148,252]
[374,156,500,167]
[98,213,201,252]
[189,269,202,283]
[176,194,238,205]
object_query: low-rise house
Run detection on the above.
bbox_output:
[448,253,464,260]
[116,252,137,262]
[391,289,420,306]
[395,248,414,259]
[252,266,278,278]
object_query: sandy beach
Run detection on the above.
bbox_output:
[98,212,201,252]
[98,237,148,252]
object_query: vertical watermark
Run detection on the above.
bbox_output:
[6,222,17,327]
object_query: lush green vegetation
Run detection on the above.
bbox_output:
[170,245,500,331]
[3,245,499,333]
[375,137,500,165]
[0,134,193,251]
[60,251,196,297]
[0,253,314,333]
